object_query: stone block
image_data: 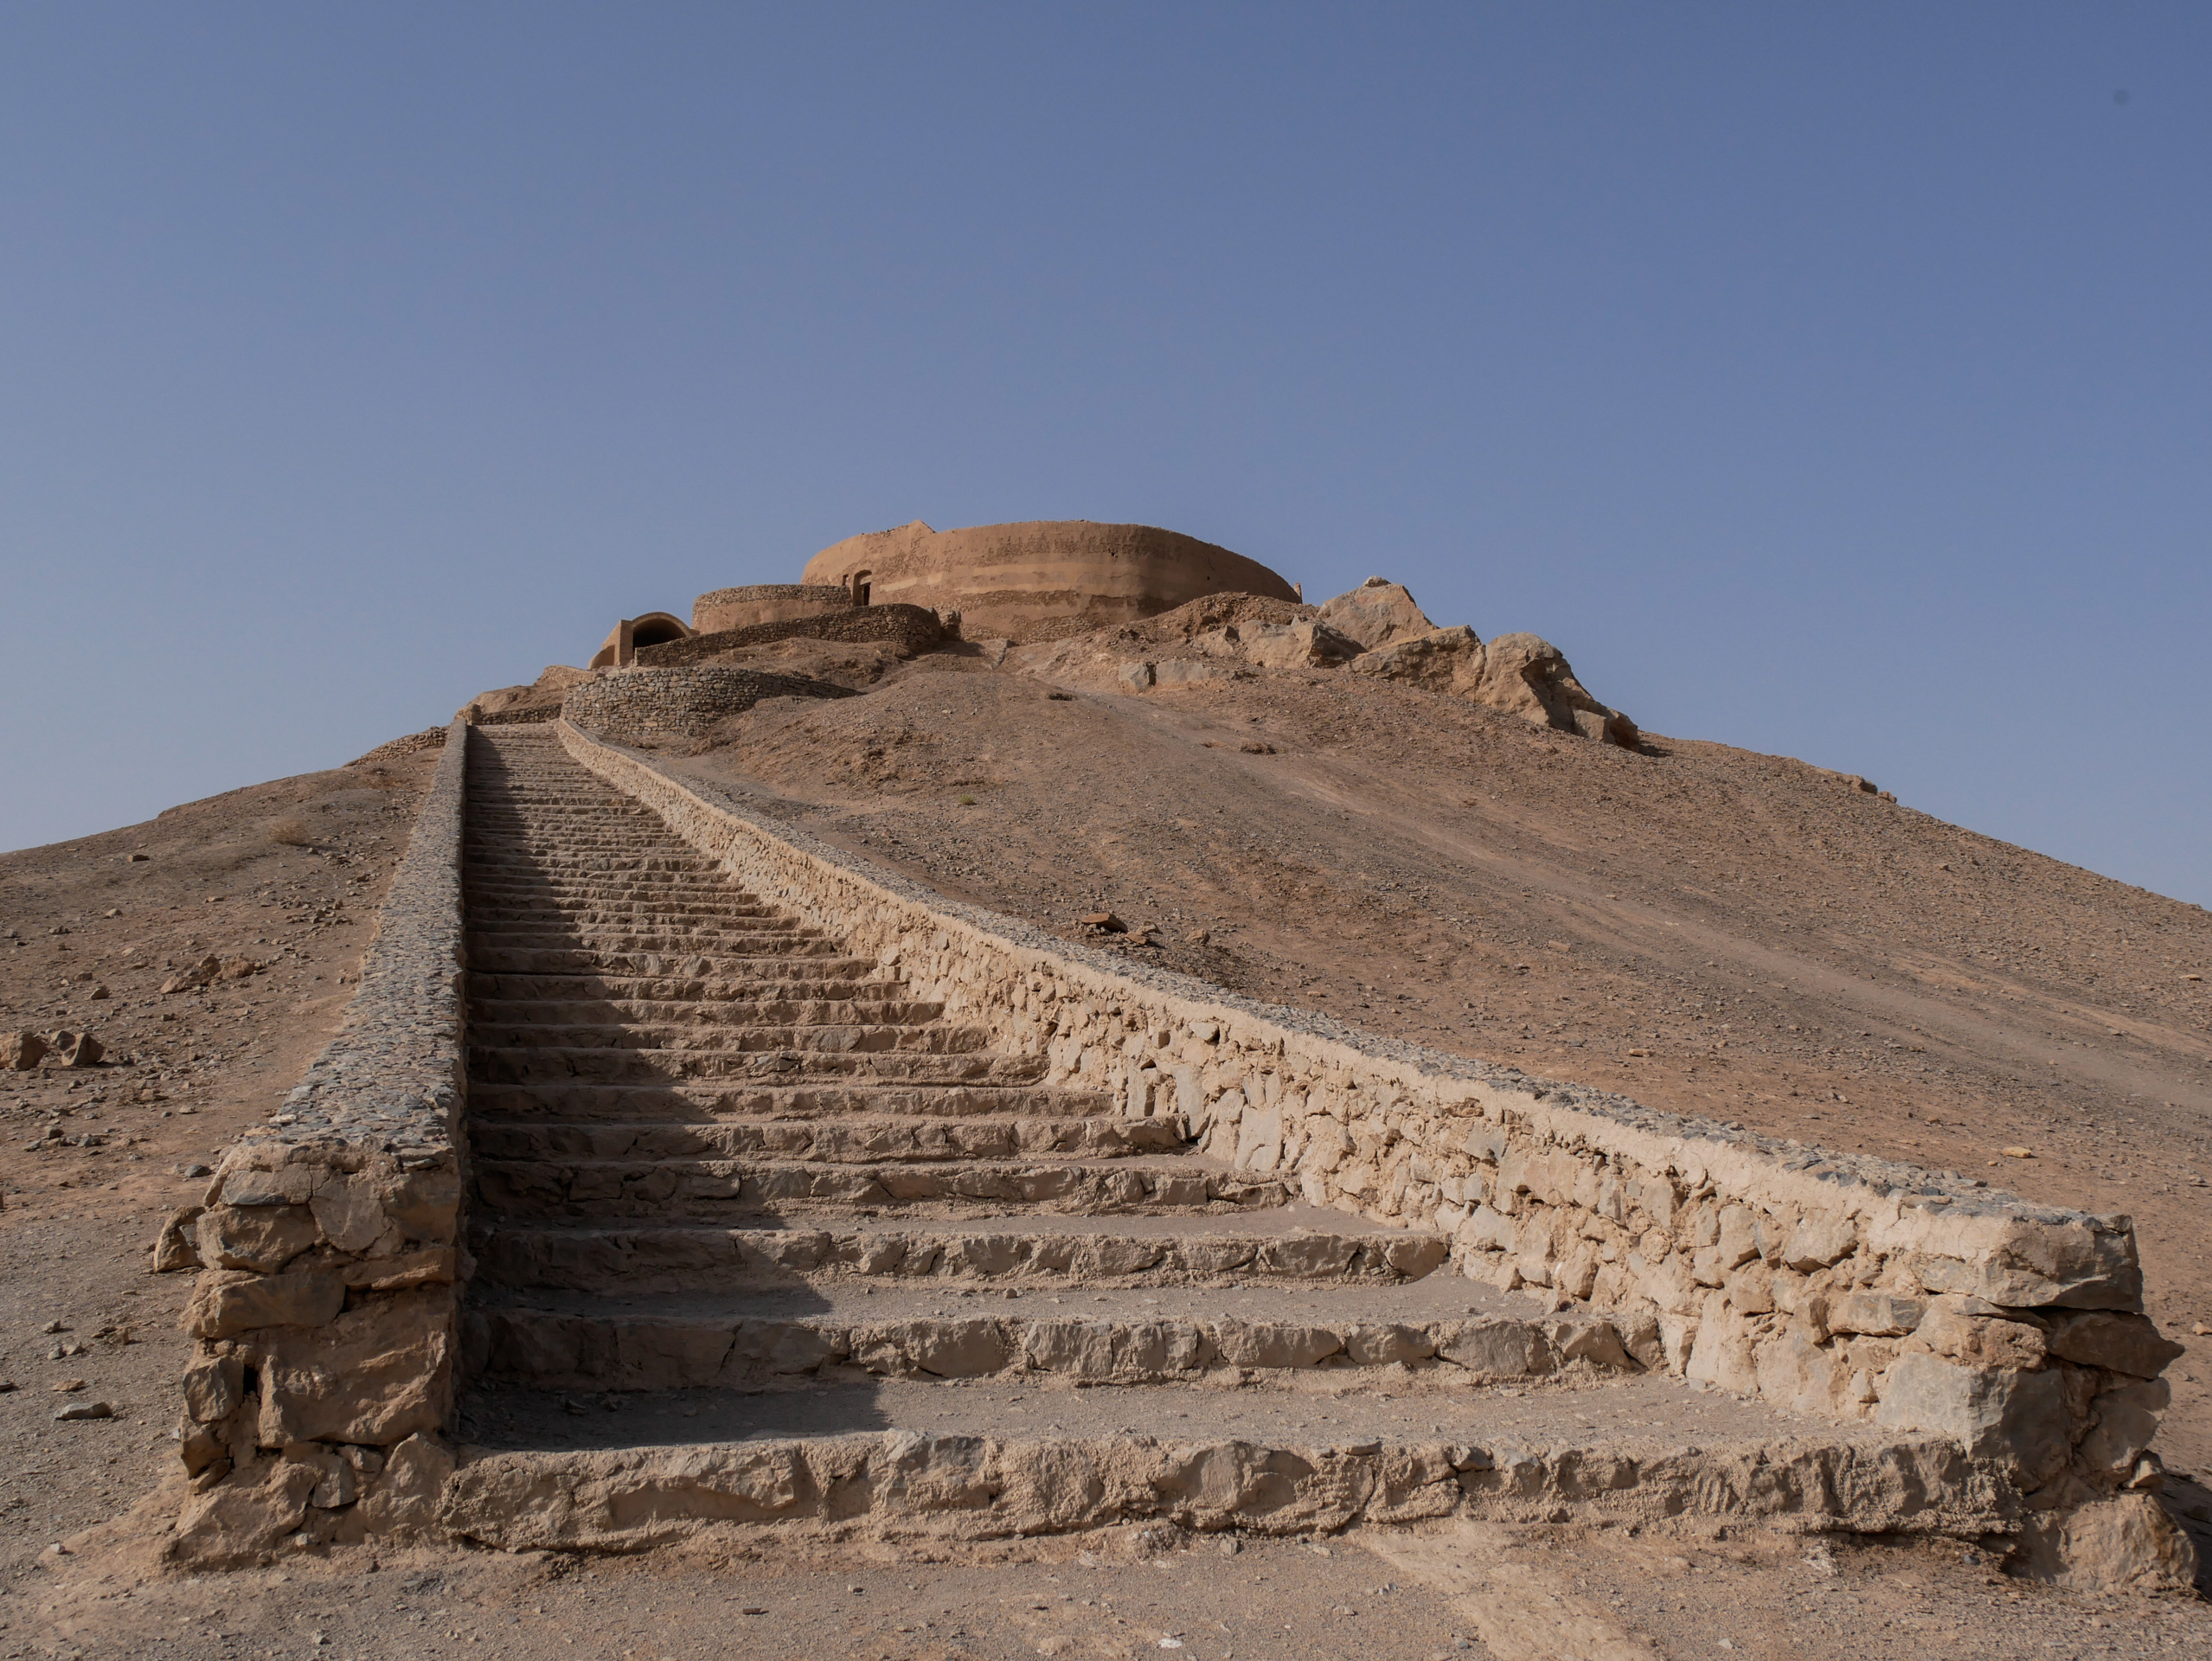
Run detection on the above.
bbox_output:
[196,1205,320,1275]
[1826,1292,1926,1337]
[189,1268,346,1340]
[2076,1379,2170,1479]
[2044,1311,2185,1379]
[250,1287,455,1446]
[1874,1350,2068,1485]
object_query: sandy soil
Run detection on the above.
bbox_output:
[28,1517,2212,1659]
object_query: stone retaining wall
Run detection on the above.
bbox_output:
[634,601,948,668]
[558,721,2188,1570]
[157,720,471,1564]
[560,665,856,742]
[691,583,856,633]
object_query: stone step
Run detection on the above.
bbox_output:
[470,1155,1292,1222]
[466,1113,1188,1166]
[465,879,745,901]
[460,1280,1626,1392]
[465,928,837,955]
[466,948,876,978]
[467,996,946,1029]
[465,1080,1103,1121]
[468,1049,1054,1088]
[465,970,890,1002]
[467,1018,969,1054]
[467,901,799,925]
[442,1376,1985,1551]
[464,863,739,876]
[465,1215,1447,1293]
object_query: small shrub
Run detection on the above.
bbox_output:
[268,818,313,847]
[957,794,977,806]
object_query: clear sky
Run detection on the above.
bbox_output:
[3,5,2206,907]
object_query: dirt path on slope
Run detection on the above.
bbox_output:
[661,650,2212,1475]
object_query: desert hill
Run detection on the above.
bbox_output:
[651,612,2212,1477]
[3,606,2209,1639]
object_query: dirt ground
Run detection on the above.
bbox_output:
[3,617,2209,1653]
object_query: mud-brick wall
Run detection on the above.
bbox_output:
[152,721,473,1566]
[558,721,2186,1542]
[560,665,856,741]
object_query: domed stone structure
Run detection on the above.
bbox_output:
[798,519,1298,641]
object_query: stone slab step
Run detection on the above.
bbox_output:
[460,1284,1633,1390]
[465,928,832,953]
[466,949,876,978]
[467,1021,977,1055]
[467,902,799,925]
[465,1215,1447,1293]
[466,1113,1188,1165]
[441,1376,1990,1550]
[465,972,889,1002]
[470,1154,1292,1221]
[469,1049,1053,1087]
[465,1080,1105,1121]
[468,997,945,1029]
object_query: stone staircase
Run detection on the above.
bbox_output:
[446,729,1982,1550]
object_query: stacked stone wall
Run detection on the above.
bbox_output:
[560,666,856,741]
[556,721,2183,1551]
[691,583,855,633]
[158,720,472,1562]
[634,602,948,668]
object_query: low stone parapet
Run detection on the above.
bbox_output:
[558,720,2192,1582]
[155,721,471,1565]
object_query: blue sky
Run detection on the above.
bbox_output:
[4,5,2207,906]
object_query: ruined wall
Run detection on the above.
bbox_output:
[633,603,947,669]
[691,583,855,634]
[560,665,857,742]
[558,721,2182,1536]
[158,721,471,1563]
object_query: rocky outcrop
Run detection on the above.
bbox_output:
[1316,578,1436,651]
[1316,579,1638,746]
[1465,632,1638,747]
[1345,625,1484,695]
[457,666,594,726]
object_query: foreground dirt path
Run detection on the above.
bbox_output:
[29,1517,2212,1658]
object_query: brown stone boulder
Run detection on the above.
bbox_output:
[48,1030,103,1068]
[1,1031,47,1071]
[1465,632,1638,747]
[1315,578,1435,651]
[1344,625,1484,694]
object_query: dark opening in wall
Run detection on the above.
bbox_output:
[632,618,688,649]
